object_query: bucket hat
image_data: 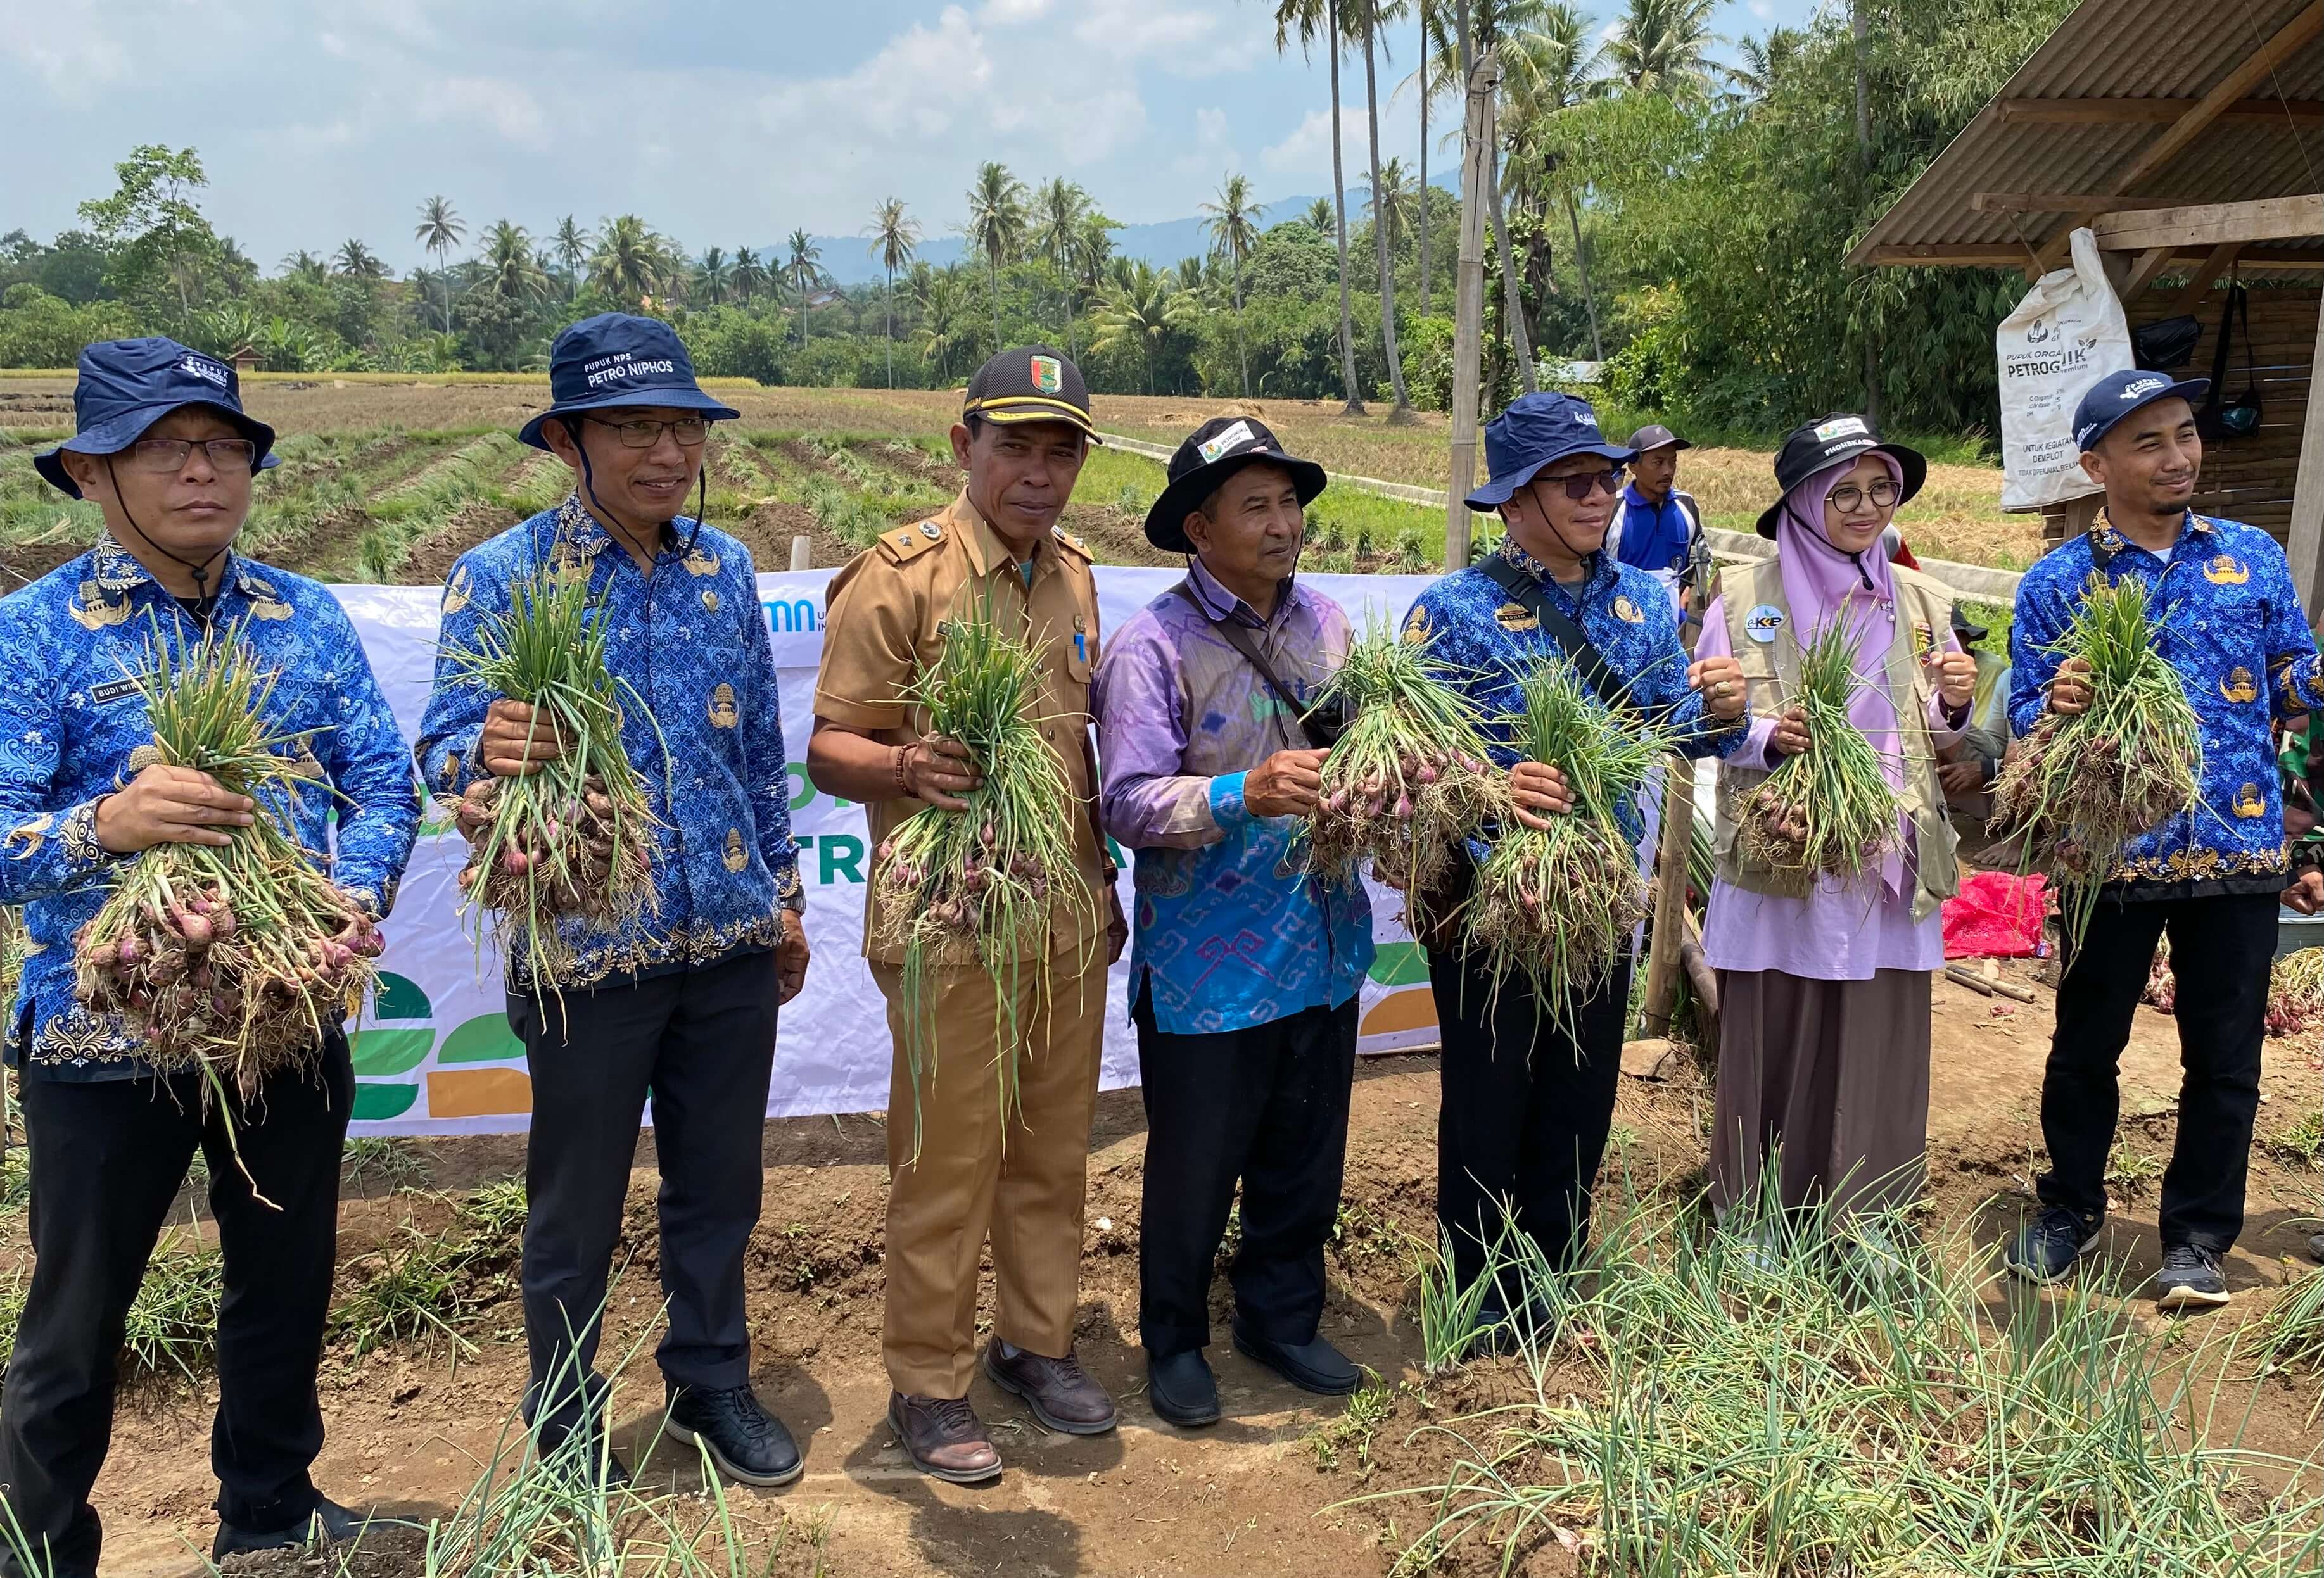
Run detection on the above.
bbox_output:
[1464,393,1634,510]
[1755,413,1927,538]
[35,338,277,498]
[519,313,740,450]
[1143,415,1326,553]
[2073,368,2211,453]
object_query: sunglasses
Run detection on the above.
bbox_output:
[1532,466,1627,502]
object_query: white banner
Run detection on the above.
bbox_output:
[339,568,1447,1134]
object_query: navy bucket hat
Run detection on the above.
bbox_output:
[1464,392,1634,510]
[35,338,279,498]
[519,313,740,450]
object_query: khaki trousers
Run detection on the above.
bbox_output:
[871,950,1106,1399]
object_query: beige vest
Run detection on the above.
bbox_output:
[1712,559,1960,921]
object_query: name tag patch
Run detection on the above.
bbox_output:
[1744,604,1786,644]
[89,678,141,705]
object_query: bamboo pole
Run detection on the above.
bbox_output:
[1444,49,1498,571]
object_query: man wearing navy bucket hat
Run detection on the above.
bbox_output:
[0,339,418,1574]
[2005,367,2324,1310]
[1400,392,1749,1339]
[416,314,812,1487]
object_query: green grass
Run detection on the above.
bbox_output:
[120,1235,224,1384]
[329,1220,483,1361]
[341,1133,432,1197]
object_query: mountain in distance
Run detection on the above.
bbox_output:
[783,195,1339,288]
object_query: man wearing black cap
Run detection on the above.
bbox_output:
[1091,416,1372,1426]
[2005,368,2324,1309]
[0,339,418,1573]
[807,348,1125,1480]
[1609,424,1703,613]
[415,313,812,1486]
[1403,392,1748,1330]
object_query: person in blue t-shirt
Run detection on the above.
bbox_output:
[1607,424,1703,617]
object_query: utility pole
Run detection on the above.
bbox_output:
[1445,43,1497,571]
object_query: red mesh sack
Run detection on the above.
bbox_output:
[1943,870,2048,959]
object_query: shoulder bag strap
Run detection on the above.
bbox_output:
[1477,554,1622,707]
[1170,581,1333,750]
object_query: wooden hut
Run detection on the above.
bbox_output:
[1848,0,2323,598]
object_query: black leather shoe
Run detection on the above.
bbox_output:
[535,1421,632,1489]
[1146,1348,1222,1427]
[1231,1320,1361,1396]
[667,1383,805,1487]
[211,1496,374,1560]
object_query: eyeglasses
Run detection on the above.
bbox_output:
[1826,478,1901,512]
[1535,467,1627,502]
[584,415,709,449]
[118,438,258,474]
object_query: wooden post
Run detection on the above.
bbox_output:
[789,534,811,572]
[2287,294,2324,612]
[1443,50,1499,571]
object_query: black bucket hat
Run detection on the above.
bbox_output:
[1143,416,1326,553]
[35,338,278,498]
[1755,413,1927,538]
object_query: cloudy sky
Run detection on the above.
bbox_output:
[3,0,1820,272]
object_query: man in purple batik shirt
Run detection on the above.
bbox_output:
[1093,416,1373,1431]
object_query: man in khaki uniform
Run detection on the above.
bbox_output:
[807,346,1124,1482]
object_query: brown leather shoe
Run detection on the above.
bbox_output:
[982,1340,1119,1435]
[888,1392,1003,1484]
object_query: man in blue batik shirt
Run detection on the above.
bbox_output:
[1404,392,1748,1334]
[0,340,417,1575]
[2004,369,2324,1311]
[414,315,811,1489]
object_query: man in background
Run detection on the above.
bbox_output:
[1609,424,1702,614]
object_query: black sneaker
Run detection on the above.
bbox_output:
[2154,1244,2232,1311]
[211,1496,376,1560]
[666,1384,804,1487]
[2005,1207,2095,1285]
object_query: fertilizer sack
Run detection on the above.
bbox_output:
[1997,227,2135,512]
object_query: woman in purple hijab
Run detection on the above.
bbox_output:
[1692,415,1979,1230]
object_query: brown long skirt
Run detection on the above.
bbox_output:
[1710,968,1933,1219]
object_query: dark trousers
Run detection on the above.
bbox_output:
[2040,892,2275,1253]
[0,1036,352,1578]
[511,950,778,1436]
[1133,987,1357,1360]
[1429,948,1630,1305]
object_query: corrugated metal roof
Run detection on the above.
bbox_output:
[1852,0,2323,265]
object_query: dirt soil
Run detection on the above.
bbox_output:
[18,956,2320,1578]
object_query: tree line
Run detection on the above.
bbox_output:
[0,0,2072,441]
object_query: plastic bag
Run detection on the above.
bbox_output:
[1997,228,2135,512]
[1942,869,2048,960]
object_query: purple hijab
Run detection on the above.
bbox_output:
[1772,452,1910,888]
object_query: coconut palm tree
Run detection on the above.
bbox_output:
[963,161,1029,354]
[552,216,588,297]
[1596,0,1719,97]
[413,194,464,331]
[282,250,329,284]
[1302,197,1337,231]
[1411,0,1441,314]
[1273,0,1364,413]
[588,215,671,306]
[1362,158,1418,260]
[1350,0,1416,420]
[694,246,732,305]
[1030,178,1091,356]
[732,246,768,304]
[1198,174,1266,399]
[1070,211,1118,303]
[481,220,550,305]
[1088,260,1183,396]
[784,229,823,346]
[1501,1,1604,359]
[866,197,922,388]
[915,263,974,383]
[334,239,388,280]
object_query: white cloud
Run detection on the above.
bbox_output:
[414,77,551,153]
[1173,105,1241,178]
[1259,104,1364,179]
[980,0,1051,19]
[0,0,139,99]
[1748,1,1774,16]
[1071,0,1232,73]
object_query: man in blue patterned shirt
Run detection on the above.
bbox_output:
[414,315,810,1488]
[0,339,417,1575]
[1094,416,1373,1427]
[2005,369,2324,1310]
[1404,392,1747,1334]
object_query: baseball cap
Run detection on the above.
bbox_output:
[962,347,1100,441]
[2073,369,2211,453]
